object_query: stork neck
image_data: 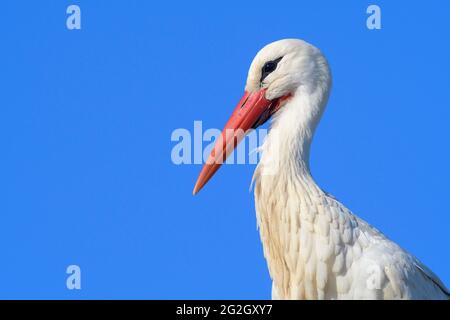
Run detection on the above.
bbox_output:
[257,86,328,184]
[253,80,332,300]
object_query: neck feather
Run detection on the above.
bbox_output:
[252,84,331,299]
[254,84,329,186]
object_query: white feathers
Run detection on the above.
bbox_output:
[250,39,449,300]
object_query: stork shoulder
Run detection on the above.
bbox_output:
[322,194,449,299]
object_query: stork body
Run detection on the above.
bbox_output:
[253,83,448,299]
[194,39,449,299]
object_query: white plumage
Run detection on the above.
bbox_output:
[195,39,449,300]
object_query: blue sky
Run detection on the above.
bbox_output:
[0,1,449,299]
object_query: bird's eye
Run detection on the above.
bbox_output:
[260,56,283,84]
[263,62,277,73]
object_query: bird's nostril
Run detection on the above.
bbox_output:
[240,95,250,109]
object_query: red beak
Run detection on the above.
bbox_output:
[193,88,287,195]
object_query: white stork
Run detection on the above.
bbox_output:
[193,39,449,300]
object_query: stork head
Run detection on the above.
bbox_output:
[193,39,331,194]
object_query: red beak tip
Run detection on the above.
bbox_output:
[192,182,202,195]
